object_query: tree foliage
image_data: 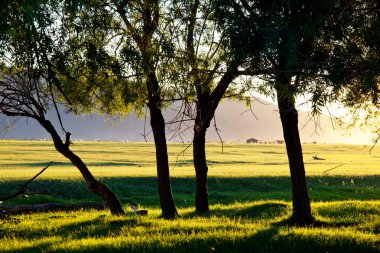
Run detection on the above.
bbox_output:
[0,0,125,215]
[327,0,380,144]
[1,0,379,221]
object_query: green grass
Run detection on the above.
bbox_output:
[0,140,379,252]
[0,201,379,252]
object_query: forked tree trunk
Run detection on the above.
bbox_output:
[193,115,210,212]
[40,119,124,215]
[276,88,314,225]
[192,69,238,213]
[148,97,178,219]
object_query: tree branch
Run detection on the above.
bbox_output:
[0,162,53,203]
[112,0,142,47]
[213,116,224,154]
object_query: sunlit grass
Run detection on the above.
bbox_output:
[0,140,379,252]
[1,140,379,179]
[1,140,378,206]
[0,201,379,252]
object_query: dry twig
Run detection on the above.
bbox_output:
[322,164,343,175]
[0,161,53,203]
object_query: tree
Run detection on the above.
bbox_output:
[326,0,380,143]
[169,0,260,212]
[62,0,255,214]
[216,0,356,224]
[63,0,179,218]
[0,1,124,215]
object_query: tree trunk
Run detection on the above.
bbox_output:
[276,89,314,225]
[40,119,124,215]
[191,69,238,213]
[193,118,209,212]
[148,98,178,219]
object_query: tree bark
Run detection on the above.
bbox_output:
[276,89,314,225]
[114,1,177,218]
[192,69,238,213]
[148,96,178,218]
[193,112,210,212]
[39,119,124,215]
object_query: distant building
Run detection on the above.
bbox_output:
[246,138,258,144]
[276,140,285,144]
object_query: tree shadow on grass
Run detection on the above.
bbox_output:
[6,217,282,252]
[3,199,379,252]
[0,214,140,240]
[1,175,379,207]
[55,216,140,238]
[184,201,290,221]
[15,215,377,253]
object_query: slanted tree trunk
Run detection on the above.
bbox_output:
[40,119,124,215]
[193,100,210,212]
[276,86,314,225]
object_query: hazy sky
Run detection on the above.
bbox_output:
[0,99,374,144]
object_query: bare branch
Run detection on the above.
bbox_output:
[322,164,343,176]
[49,81,67,133]
[0,162,53,203]
[213,116,224,154]
[142,107,149,142]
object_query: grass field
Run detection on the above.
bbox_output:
[0,140,379,252]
